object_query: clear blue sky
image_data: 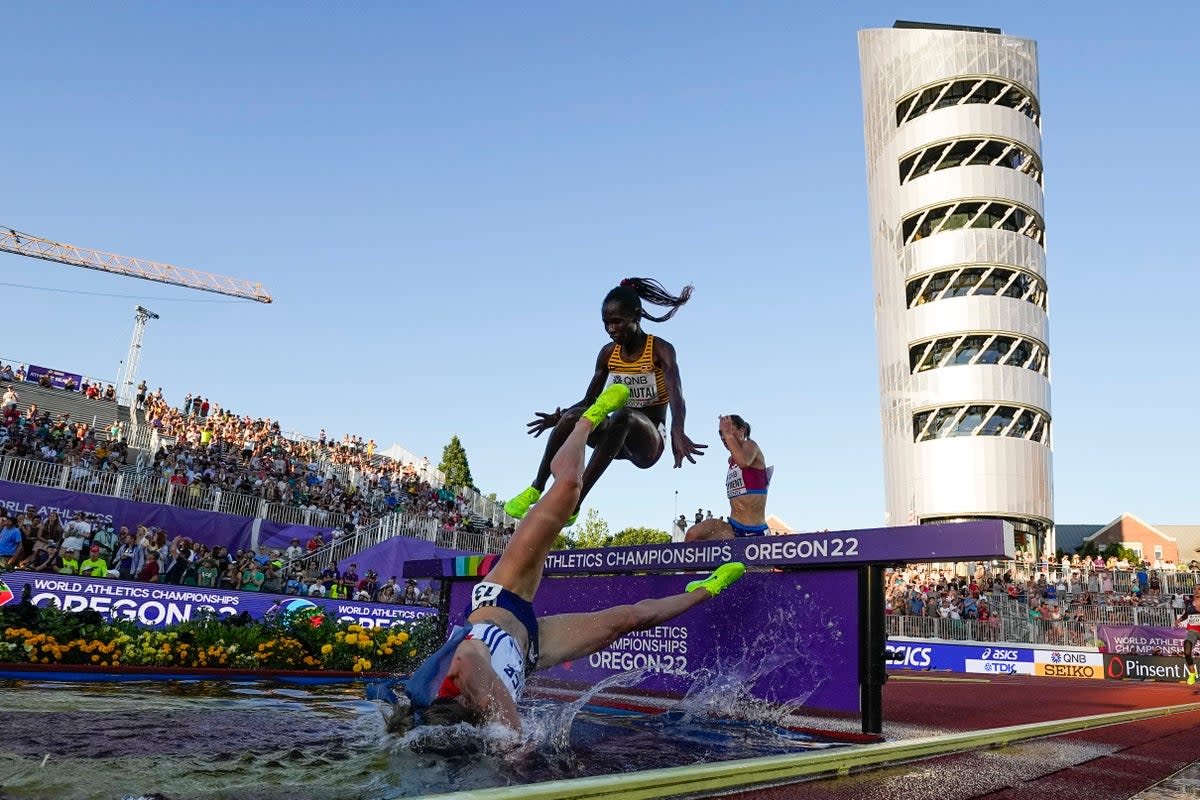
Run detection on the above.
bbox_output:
[2,3,1197,535]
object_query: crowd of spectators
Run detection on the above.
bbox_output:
[0,506,439,606]
[0,363,117,400]
[3,363,509,543]
[886,553,1188,629]
[132,386,501,537]
[1,387,129,474]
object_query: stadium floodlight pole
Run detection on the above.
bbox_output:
[118,305,159,408]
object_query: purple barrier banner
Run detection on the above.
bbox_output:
[1096,625,1186,656]
[407,521,1013,579]
[0,480,258,552]
[0,570,434,629]
[25,364,84,391]
[449,569,861,714]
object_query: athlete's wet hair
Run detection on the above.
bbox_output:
[384,695,484,735]
[729,415,750,437]
[604,277,693,323]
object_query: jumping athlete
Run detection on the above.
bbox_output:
[686,414,772,541]
[387,382,745,734]
[504,277,706,525]
[1178,585,1200,685]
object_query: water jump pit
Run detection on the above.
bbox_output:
[15,521,1186,799]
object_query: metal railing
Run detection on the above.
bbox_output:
[2,455,350,529]
[297,510,507,569]
[886,615,1097,647]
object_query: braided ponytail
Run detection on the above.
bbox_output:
[605,278,693,323]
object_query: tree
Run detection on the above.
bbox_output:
[572,508,610,549]
[437,435,476,491]
[610,527,671,547]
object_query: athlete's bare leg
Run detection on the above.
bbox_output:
[536,589,713,669]
[486,415,593,601]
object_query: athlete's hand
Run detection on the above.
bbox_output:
[526,408,563,437]
[671,429,707,467]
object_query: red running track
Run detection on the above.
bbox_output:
[724,673,1200,800]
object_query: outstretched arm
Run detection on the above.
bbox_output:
[526,345,615,437]
[655,338,706,467]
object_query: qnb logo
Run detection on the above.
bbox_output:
[1050,651,1088,665]
[886,645,932,668]
[981,648,1020,661]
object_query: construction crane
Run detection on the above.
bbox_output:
[1,224,272,407]
[0,225,272,303]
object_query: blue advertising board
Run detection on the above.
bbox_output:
[0,571,434,629]
[885,640,1035,675]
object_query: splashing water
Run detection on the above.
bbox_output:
[672,599,846,728]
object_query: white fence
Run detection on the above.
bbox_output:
[1,455,348,530]
[886,615,1097,647]
[299,511,508,568]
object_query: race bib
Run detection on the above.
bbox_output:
[471,582,504,610]
[1187,614,1200,627]
[606,372,658,408]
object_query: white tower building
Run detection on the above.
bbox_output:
[858,22,1053,555]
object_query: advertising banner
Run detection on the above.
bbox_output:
[1096,625,1186,656]
[451,570,861,714]
[25,364,84,391]
[1103,653,1189,682]
[0,480,259,552]
[885,641,1034,674]
[0,571,434,629]
[409,520,1014,580]
[1032,649,1104,679]
[885,641,1106,680]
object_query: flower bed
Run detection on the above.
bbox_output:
[0,597,440,674]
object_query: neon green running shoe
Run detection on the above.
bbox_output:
[686,562,746,597]
[504,486,541,519]
[582,383,630,426]
[564,512,578,527]
[1189,670,1197,686]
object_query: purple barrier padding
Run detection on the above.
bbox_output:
[338,536,475,597]
[26,364,84,391]
[1096,625,1186,656]
[0,570,434,629]
[258,521,334,553]
[449,569,861,714]
[0,480,256,552]
[406,520,1013,579]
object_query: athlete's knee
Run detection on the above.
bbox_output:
[604,407,635,430]
[559,406,584,426]
[686,520,733,542]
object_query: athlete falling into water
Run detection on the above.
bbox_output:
[388,382,745,734]
[503,277,706,526]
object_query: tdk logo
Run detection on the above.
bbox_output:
[984,662,1017,674]
[886,644,932,668]
[980,648,1019,661]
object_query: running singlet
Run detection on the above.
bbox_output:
[1182,601,1200,632]
[465,623,526,701]
[726,459,772,499]
[606,335,669,408]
